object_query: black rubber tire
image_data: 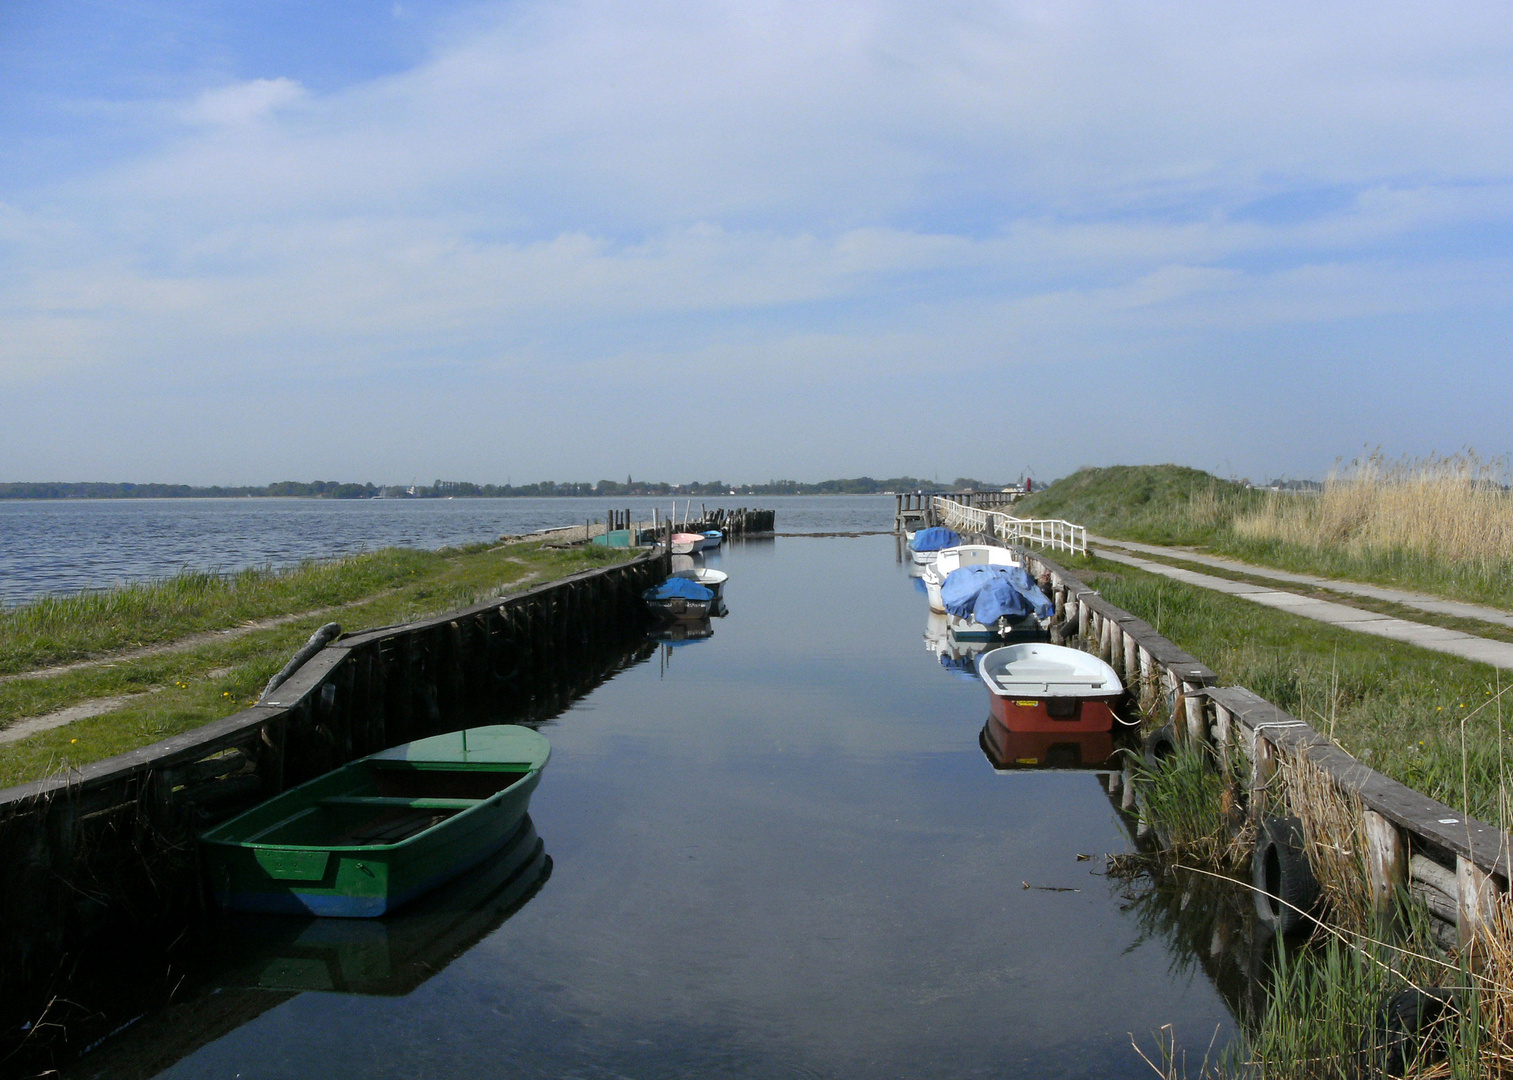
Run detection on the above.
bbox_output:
[1360,987,1460,1078]
[1252,816,1320,936]
[1143,723,1179,770]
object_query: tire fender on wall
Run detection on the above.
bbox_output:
[1252,815,1321,935]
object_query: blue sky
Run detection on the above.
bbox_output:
[2,1,1510,485]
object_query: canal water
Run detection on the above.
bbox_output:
[59,534,1237,1079]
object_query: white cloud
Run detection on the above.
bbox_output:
[183,77,307,128]
[4,0,1513,479]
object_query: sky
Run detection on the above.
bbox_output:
[1,0,1510,487]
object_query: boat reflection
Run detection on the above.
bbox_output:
[652,617,714,645]
[978,713,1132,771]
[923,612,990,680]
[208,817,550,997]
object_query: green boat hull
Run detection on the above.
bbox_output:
[201,726,550,918]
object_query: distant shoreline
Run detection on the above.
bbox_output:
[0,479,1001,501]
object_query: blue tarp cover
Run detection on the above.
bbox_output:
[909,527,961,553]
[939,564,1053,625]
[646,577,714,602]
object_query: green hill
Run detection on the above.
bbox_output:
[1016,465,1260,545]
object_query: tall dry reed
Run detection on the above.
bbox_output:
[1234,451,1513,572]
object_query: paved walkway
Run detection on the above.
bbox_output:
[1090,535,1513,630]
[1091,543,1513,671]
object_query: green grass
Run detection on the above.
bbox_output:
[1017,465,1263,546]
[1211,532,1513,613]
[1065,554,1512,824]
[0,541,633,788]
[1114,549,1513,646]
[0,549,439,675]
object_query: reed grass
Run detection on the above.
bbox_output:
[1234,452,1513,572]
[1022,456,1513,610]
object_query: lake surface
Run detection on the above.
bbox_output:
[0,495,893,606]
[61,534,1237,1079]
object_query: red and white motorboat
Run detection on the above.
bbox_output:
[976,642,1125,734]
[670,532,707,554]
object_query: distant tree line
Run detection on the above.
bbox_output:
[0,475,1009,500]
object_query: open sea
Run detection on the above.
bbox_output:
[0,495,893,606]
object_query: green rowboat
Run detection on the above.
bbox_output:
[200,725,550,917]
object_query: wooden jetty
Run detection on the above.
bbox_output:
[926,494,1086,554]
[520,506,776,547]
[894,490,1022,533]
[937,494,1511,953]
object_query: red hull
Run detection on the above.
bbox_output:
[987,693,1119,734]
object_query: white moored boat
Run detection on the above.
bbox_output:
[906,526,960,565]
[923,545,1021,614]
[977,643,1125,734]
[670,532,707,555]
[671,567,728,601]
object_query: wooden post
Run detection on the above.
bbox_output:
[1250,734,1276,815]
[1362,811,1407,920]
[1123,631,1139,687]
[1109,622,1124,671]
[1457,855,1501,958]
[1077,600,1090,643]
[1183,681,1207,744]
[1139,648,1155,714]
[1212,702,1232,754]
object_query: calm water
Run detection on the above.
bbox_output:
[63,535,1236,1079]
[0,495,893,606]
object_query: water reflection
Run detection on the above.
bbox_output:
[1108,859,1274,1032]
[652,618,715,645]
[978,716,1126,772]
[47,535,1247,1080]
[209,819,550,997]
[923,612,989,680]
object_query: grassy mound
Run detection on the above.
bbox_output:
[1017,465,1260,545]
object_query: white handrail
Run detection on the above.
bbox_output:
[930,497,1087,555]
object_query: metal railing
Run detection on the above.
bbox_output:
[932,496,1087,555]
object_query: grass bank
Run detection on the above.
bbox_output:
[1018,456,1513,610]
[1067,554,1510,822]
[0,541,633,789]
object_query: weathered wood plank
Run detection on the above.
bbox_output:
[1210,685,1513,880]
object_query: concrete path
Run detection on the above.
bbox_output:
[1090,535,1513,630]
[1093,547,1513,671]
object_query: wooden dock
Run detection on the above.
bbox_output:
[998,541,1506,943]
[941,512,1511,951]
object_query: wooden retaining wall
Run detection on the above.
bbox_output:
[0,550,668,1015]
[982,537,1512,950]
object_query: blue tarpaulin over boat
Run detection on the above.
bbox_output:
[645,577,715,602]
[909,527,961,553]
[940,564,1053,625]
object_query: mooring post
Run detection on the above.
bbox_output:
[1456,855,1501,961]
[1362,811,1407,920]
[1182,681,1207,744]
